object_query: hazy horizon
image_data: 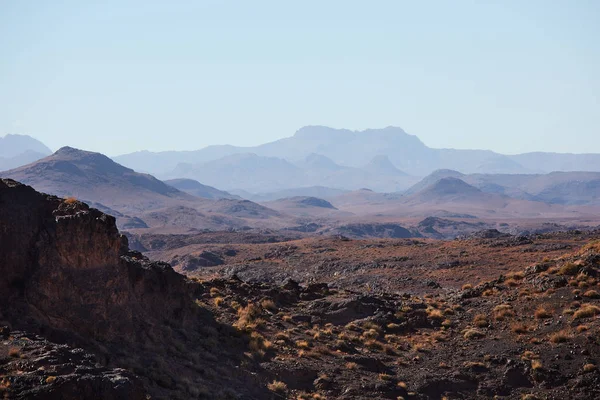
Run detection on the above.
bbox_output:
[6,124,600,158]
[1,1,599,155]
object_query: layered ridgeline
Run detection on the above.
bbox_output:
[2,146,599,238]
[164,178,241,200]
[404,170,600,206]
[0,147,294,231]
[0,134,52,171]
[166,152,417,193]
[113,126,600,194]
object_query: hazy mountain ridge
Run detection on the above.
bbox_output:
[167,150,418,193]
[231,186,349,202]
[0,134,52,170]
[411,170,600,206]
[2,134,599,238]
[113,126,600,193]
[0,147,297,231]
[164,178,240,200]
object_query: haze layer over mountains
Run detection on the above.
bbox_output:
[0,134,52,171]
[2,127,600,239]
[112,126,600,193]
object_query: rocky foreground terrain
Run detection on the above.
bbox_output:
[3,179,600,399]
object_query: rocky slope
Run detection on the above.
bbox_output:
[0,179,270,399]
[4,179,600,399]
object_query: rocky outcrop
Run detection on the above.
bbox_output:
[1,328,145,400]
[0,179,269,399]
[0,179,194,343]
[330,223,416,239]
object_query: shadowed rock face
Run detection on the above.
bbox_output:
[0,179,269,399]
[0,179,190,342]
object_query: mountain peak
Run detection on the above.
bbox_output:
[52,146,135,174]
[363,155,406,176]
[55,146,93,156]
[404,169,466,195]
[164,178,239,200]
[2,147,182,204]
[302,153,343,170]
[293,126,352,140]
[288,196,337,209]
[0,134,52,158]
[420,177,481,197]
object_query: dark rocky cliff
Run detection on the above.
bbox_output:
[0,179,268,399]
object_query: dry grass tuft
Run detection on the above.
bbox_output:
[267,380,287,394]
[583,363,597,373]
[507,271,525,280]
[213,297,225,307]
[549,330,571,343]
[248,331,271,358]
[511,323,529,334]
[274,332,290,342]
[558,262,580,276]
[573,304,600,319]
[235,302,264,330]
[346,362,358,370]
[463,329,485,340]
[473,314,488,328]
[8,347,20,358]
[504,278,519,287]
[521,351,538,361]
[534,306,552,319]
[426,308,444,320]
[531,359,543,370]
[260,299,277,311]
[63,196,77,204]
[493,304,515,321]
[379,373,394,381]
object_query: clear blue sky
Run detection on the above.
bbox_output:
[1,1,599,156]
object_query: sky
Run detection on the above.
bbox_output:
[0,1,599,156]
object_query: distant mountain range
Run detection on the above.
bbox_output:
[166,151,416,193]
[230,186,349,202]
[405,169,600,206]
[112,126,600,193]
[0,134,52,170]
[0,147,294,231]
[5,128,600,195]
[324,175,589,221]
[2,144,599,238]
[164,178,240,200]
